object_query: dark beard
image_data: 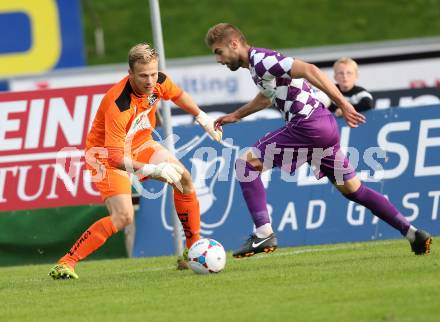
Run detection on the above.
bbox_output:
[228,58,243,71]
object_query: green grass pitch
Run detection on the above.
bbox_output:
[0,238,438,322]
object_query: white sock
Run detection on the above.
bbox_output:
[405,225,417,242]
[255,223,273,238]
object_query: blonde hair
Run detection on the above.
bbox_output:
[128,43,159,69]
[333,57,359,73]
[205,23,247,47]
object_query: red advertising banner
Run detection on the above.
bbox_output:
[0,85,113,211]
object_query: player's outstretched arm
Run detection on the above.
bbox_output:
[173,91,222,142]
[215,93,271,128]
[338,100,367,128]
[173,91,202,116]
[290,59,366,128]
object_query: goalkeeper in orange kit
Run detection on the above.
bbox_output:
[49,43,222,279]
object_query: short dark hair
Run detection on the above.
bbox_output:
[205,23,247,47]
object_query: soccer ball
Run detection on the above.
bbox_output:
[188,238,226,274]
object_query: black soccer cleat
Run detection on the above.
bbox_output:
[233,233,278,258]
[410,229,432,255]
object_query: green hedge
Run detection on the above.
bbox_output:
[82,0,440,65]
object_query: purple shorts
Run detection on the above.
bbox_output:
[253,108,356,184]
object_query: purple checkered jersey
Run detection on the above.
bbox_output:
[249,47,323,122]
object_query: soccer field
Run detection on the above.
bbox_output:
[1,239,438,322]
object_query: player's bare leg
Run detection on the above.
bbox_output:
[233,150,277,258]
[335,176,431,255]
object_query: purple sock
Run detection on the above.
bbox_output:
[344,184,410,235]
[235,159,270,228]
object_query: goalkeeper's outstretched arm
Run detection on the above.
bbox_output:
[173,91,222,142]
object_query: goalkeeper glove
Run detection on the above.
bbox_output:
[140,162,184,185]
[195,111,222,142]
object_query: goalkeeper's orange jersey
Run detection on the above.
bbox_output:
[86,72,183,155]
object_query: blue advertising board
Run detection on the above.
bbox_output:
[0,0,85,78]
[133,106,440,257]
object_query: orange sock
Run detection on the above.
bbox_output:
[173,190,201,248]
[59,216,118,268]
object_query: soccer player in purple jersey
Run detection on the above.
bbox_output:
[205,23,432,258]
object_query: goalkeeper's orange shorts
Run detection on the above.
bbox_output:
[85,141,168,201]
